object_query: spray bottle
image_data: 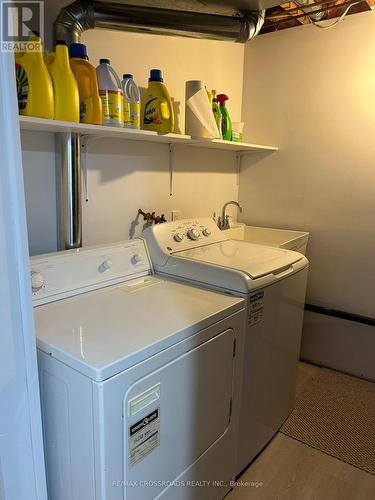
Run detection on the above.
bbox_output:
[217,94,232,141]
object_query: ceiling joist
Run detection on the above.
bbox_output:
[262,0,372,32]
[279,2,310,23]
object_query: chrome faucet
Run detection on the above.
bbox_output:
[218,201,243,230]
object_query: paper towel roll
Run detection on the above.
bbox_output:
[185,80,220,138]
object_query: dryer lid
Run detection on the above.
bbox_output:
[34,277,243,381]
[174,240,303,279]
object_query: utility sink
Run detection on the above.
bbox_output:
[223,224,309,255]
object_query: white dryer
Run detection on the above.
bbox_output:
[30,239,245,500]
[143,218,309,474]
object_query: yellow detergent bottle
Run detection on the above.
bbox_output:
[45,40,80,122]
[69,43,102,125]
[143,69,174,133]
[15,34,54,119]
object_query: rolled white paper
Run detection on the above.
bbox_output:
[185,80,220,138]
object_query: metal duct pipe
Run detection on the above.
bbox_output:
[56,133,82,250]
[54,0,264,44]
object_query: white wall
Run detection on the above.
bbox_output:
[23,7,244,254]
[82,140,239,246]
[21,132,57,255]
[240,11,375,317]
[239,11,375,377]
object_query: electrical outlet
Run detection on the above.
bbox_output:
[171,210,181,221]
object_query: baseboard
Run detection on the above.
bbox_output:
[301,310,375,382]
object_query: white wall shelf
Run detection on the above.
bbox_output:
[19,115,191,145]
[189,138,278,153]
[19,116,278,153]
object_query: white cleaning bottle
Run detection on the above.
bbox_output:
[96,58,123,127]
[121,73,141,129]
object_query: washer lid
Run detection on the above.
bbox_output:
[175,240,304,279]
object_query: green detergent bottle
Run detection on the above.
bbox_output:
[217,94,232,141]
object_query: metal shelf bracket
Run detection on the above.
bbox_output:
[168,143,174,196]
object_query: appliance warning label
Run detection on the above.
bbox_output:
[128,408,160,468]
[249,291,264,326]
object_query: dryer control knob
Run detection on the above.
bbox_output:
[202,228,211,237]
[132,254,143,264]
[101,259,113,271]
[31,271,44,292]
[174,233,184,242]
[187,229,200,240]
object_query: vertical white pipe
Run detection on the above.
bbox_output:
[56,132,82,249]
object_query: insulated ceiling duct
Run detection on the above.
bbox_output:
[54,0,272,45]
[296,0,326,22]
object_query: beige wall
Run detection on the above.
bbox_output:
[240,11,375,318]
[82,29,244,133]
[23,5,244,254]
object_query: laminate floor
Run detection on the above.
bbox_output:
[227,362,375,500]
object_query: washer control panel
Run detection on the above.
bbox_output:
[30,239,151,306]
[143,217,229,258]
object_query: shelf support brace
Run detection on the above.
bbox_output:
[81,135,89,202]
[236,152,243,187]
[168,143,174,196]
[56,132,82,250]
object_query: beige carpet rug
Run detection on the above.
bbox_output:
[281,367,375,475]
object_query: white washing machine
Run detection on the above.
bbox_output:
[30,239,246,500]
[143,218,309,474]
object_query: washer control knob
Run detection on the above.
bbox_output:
[132,254,143,264]
[174,233,184,242]
[202,228,211,237]
[187,229,200,240]
[100,259,113,272]
[31,271,44,292]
